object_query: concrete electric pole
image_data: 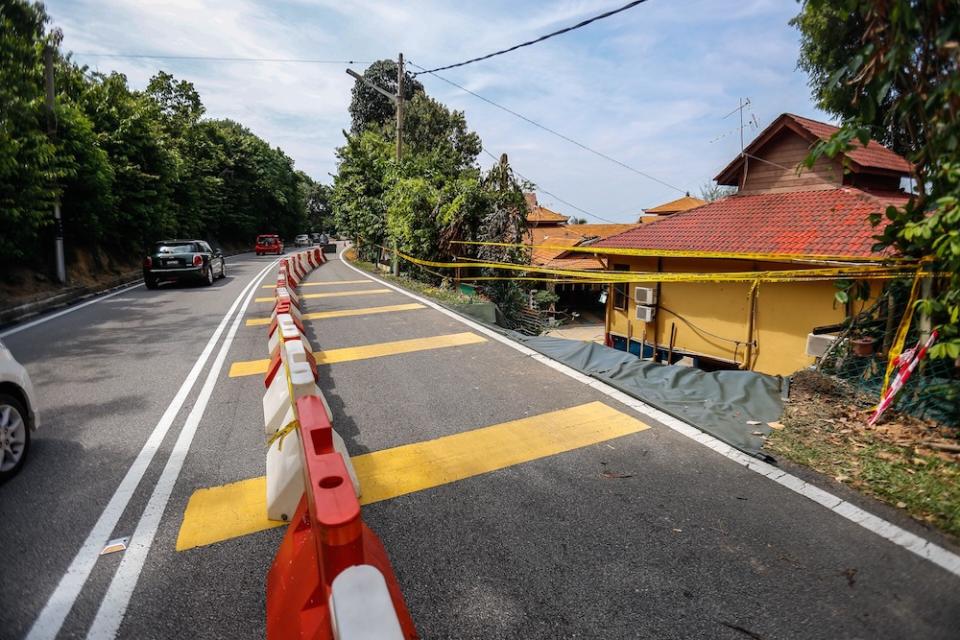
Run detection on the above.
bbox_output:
[345,54,405,275]
[44,45,66,284]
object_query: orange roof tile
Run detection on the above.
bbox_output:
[596,187,909,259]
[644,195,707,215]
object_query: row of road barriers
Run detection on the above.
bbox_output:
[260,248,418,639]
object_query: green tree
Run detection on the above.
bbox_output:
[304,180,333,232]
[476,154,531,320]
[331,129,393,260]
[348,59,423,133]
[795,0,960,360]
[0,0,58,259]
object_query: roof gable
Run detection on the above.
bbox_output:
[715,113,911,186]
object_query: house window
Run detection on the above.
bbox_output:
[612,264,630,311]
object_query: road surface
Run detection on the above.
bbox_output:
[2,247,958,639]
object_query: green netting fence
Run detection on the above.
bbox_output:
[817,279,959,427]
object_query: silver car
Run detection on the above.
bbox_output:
[0,339,39,480]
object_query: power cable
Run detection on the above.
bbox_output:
[412,62,686,194]
[412,0,649,75]
[480,148,622,224]
[71,52,372,64]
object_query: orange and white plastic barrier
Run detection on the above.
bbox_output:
[258,251,417,639]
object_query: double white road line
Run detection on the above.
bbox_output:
[26,260,276,640]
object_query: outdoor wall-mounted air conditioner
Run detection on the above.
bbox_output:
[634,286,657,305]
[636,305,656,322]
[805,332,837,357]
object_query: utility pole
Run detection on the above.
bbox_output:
[392,53,404,276]
[344,55,405,275]
[44,45,66,284]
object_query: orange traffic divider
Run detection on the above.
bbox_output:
[266,396,417,640]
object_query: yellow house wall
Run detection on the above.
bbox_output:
[605,256,851,376]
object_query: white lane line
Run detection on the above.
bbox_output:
[340,247,960,579]
[0,282,144,338]
[86,258,274,639]
[24,262,275,640]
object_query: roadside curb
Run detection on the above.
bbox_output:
[0,274,144,328]
[0,249,251,332]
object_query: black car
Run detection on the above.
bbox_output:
[143,240,226,289]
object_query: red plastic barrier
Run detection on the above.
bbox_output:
[266,397,418,639]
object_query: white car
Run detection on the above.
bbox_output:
[294,234,310,247]
[0,339,38,480]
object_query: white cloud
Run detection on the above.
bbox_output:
[45,0,827,221]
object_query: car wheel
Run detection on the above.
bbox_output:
[145,276,158,290]
[204,265,214,286]
[256,251,261,256]
[0,393,30,481]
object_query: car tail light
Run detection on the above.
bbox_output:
[193,255,203,267]
[143,257,152,268]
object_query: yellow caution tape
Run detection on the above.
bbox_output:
[392,248,924,284]
[879,272,923,396]
[450,240,915,265]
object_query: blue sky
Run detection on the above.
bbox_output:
[46,0,829,223]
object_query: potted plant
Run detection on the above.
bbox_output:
[849,331,877,356]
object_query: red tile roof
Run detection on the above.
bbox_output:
[595,188,910,259]
[529,223,637,269]
[527,205,569,224]
[786,114,912,174]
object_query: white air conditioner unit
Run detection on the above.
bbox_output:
[635,305,656,322]
[634,286,657,305]
[805,332,837,357]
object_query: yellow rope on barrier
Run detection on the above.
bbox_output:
[267,418,300,451]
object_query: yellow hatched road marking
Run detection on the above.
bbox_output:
[245,303,425,326]
[261,279,371,289]
[227,331,486,377]
[301,288,391,300]
[175,401,651,550]
[255,288,388,302]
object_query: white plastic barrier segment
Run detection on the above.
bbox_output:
[329,565,404,640]
[262,372,295,436]
[266,428,304,522]
[278,314,313,353]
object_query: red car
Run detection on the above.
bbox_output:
[255,234,284,256]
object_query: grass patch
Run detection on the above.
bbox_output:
[345,248,487,307]
[766,370,960,541]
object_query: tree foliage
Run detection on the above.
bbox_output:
[335,60,531,316]
[347,58,423,134]
[794,0,960,360]
[0,0,312,270]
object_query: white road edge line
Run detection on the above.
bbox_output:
[86,259,275,639]
[339,246,960,579]
[24,262,274,640]
[0,282,144,339]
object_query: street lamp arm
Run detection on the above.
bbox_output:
[345,68,398,102]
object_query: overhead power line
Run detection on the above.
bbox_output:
[72,52,372,64]
[411,62,686,194]
[480,148,621,224]
[413,0,650,75]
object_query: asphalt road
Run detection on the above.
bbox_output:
[1,247,958,639]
